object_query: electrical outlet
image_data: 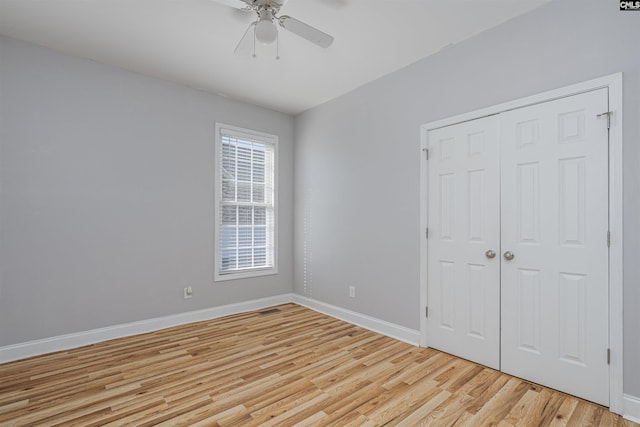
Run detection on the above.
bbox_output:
[349,286,356,298]
[183,286,193,299]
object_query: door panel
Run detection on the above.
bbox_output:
[427,116,501,369]
[500,88,610,405]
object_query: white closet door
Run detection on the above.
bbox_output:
[500,88,610,405]
[427,115,501,369]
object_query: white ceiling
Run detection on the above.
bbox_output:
[0,0,550,114]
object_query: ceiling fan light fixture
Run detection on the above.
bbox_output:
[255,16,278,45]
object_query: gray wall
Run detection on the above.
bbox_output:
[293,0,640,395]
[0,36,294,346]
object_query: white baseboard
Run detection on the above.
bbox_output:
[1,293,421,364]
[624,394,640,423]
[292,294,420,346]
[0,294,293,364]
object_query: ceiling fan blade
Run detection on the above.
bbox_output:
[210,0,253,10]
[278,16,334,48]
[314,0,347,8]
[234,22,256,56]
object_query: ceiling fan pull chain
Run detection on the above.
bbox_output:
[252,23,257,58]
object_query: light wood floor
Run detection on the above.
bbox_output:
[0,304,636,426]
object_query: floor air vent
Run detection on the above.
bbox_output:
[258,308,281,315]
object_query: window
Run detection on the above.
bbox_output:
[214,123,277,281]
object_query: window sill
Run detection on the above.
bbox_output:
[214,267,278,282]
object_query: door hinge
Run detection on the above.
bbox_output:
[423,148,429,160]
[607,231,611,248]
[425,228,429,239]
[425,306,429,318]
[597,111,612,129]
[607,348,611,365]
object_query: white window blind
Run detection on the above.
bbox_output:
[215,124,277,281]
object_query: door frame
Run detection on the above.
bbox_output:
[419,73,623,413]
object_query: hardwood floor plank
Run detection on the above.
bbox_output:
[312,383,386,423]
[523,388,565,427]
[501,388,541,426]
[365,378,441,425]
[465,377,533,425]
[392,389,452,426]
[1,382,142,426]
[463,371,511,414]
[0,303,634,427]
[420,387,477,425]
[566,400,604,426]
[548,397,580,427]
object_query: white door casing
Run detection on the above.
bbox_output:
[426,115,501,370]
[500,88,610,406]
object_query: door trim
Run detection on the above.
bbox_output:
[419,73,623,413]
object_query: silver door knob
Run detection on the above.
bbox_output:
[485,250,496,259]
[503,251,515,260]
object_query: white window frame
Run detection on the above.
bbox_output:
[214,123,278,282]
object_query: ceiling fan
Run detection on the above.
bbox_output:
[212,0,334,58]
